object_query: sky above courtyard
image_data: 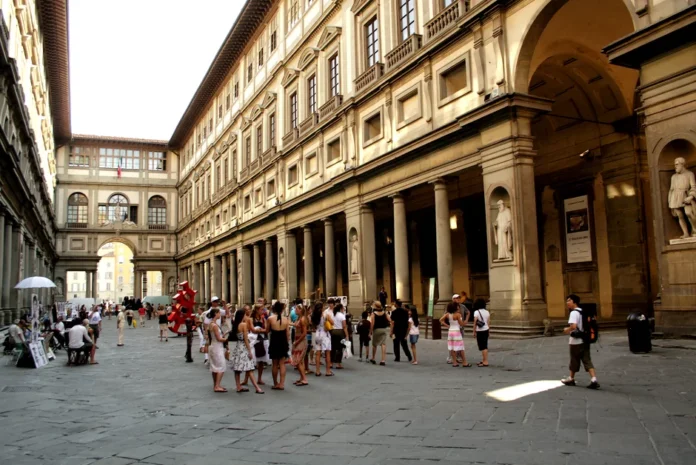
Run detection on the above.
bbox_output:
[69,0,244,141]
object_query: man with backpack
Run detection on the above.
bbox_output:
[562,294,600,389]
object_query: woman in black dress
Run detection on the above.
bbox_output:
[266,301,291,390]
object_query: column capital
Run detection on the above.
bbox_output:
[359,203,374,214]
[389,192,406,202]
[430,177,449,189]
[321,217,333,225]
[303,224,313,233]
[264,237,274,244]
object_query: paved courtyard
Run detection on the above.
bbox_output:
[1,319,695,465]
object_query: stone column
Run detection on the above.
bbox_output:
[433,179,453,310]
[2,218,12,311]
[303,226,314,300]
[11,223,22,317]
[360,205,377,304]
[265,239,274,301]
[134,271,142,300]
[391,193,410,302]
[229,251,238,305]
[324,218,336,297]
[93,269,99,301]
[480,133,546,325]
[199,262,206,305]
[86,271,93,299]
[253,243,262,300]
[204,259,211,304]
[221,253,229,302]
[242,247,252,305]
[213,255,222,299]
[277,228,298,302]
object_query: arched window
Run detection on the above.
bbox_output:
[148,196,167,226]
[103,194,129,222]
[67,193,88,225]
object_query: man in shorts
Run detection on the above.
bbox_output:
[562,294,599,389]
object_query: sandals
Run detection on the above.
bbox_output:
[462,363,472,368]
[255,390,265,394]
[370,359,376,365]
[315,372,322,377]
[271,386,285,390]
[477,362,489,367]
[236,387,250,393]
[214,388,228,393]
[379,361,386,366]
[294,381,309,386]
[452,364,460,367]
[325,372,335,377]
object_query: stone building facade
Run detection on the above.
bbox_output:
[53,135,179,302]
[172,0,696,335]
[0,0,68,325]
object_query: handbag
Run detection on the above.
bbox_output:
[476,310,486,328]
[323,313,334,331]
[254,339,266,358]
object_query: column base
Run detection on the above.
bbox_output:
[655,308,696,338]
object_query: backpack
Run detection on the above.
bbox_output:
[573,309,599,344]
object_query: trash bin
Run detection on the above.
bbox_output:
[627,312,652,353]
[431,318,442,340]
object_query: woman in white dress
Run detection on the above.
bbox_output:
[207,308,227,392]
[311,302,334,377]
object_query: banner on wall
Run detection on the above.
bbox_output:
[564,195,593,263]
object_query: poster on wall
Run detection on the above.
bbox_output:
[564,195,593,263]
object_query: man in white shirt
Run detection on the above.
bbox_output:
[6,320,27,350]
[562,294,599,389]
[53,316,66,349]
[68,319,93,356]
[117,307,125,347]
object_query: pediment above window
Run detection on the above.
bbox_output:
[281,67,300,87]
[250,104,263,121]
[298,47,321,70]
[318,26,342,50]
[226,132,238,147]
[351,0,375,15]
[261,91,277,109]
[241,116,252,131]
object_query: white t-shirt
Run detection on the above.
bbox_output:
[474,309,490,332]
[89,312,102,325]
[408,317,419,336]
[53,322,65,334]
[333,311,346,330]
[69,325,90,349]
[8,324,24,343]
[568,309,584,345]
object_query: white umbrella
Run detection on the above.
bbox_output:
[15,276,57,289]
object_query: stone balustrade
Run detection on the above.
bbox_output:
[386,34,423,71]
[355,63,384,92]
[425,0,467,43]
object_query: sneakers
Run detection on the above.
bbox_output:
[561,378,576,386]
[587,381,600,390]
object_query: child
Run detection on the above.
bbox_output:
[357,310,371,361]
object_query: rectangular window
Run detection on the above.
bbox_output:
[443,0,456,7]
[118,276,123,285]
[247,63,253,83]
[234,81,239,99]
[267,179,275,197]
[69,146,90,167]
[216,165,221,189]
[245,137,252,166]
[244,195,251,211]
[226,93,231,110]
[305,152,317,175]
[329,53,340,97]
[99,148,140,170]
[327,138,341,163]
[209,118,213,132]
[399,0,416,42]
[288,164,298,186]
[365,17,380,68]
[439,57,470,103]
[270,30,277,51]
[73,272,78,280]
[105,272,113,280]
[223,158,228,183]
[218,104,223,118]
[256,125,263,155]
[255,188,263,205]
[364,111,382,143]
[129,206,138,224]
[288,0,299,29]
[206,174,211,199]
[216,214,220,227]
[308,75,317,114]
[222,210,228,223]
[290,93,298,129]
[148,152,166,171]
[269,114,276,147]
[258,47,264,67]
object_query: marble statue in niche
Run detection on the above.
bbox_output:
[493,199,513,261]
[669,157,696,239]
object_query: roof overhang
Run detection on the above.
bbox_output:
[37,0,71,142]
[603,4,696,69]
[168,0,274,148]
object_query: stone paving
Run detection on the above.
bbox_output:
[1,318,695,465]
